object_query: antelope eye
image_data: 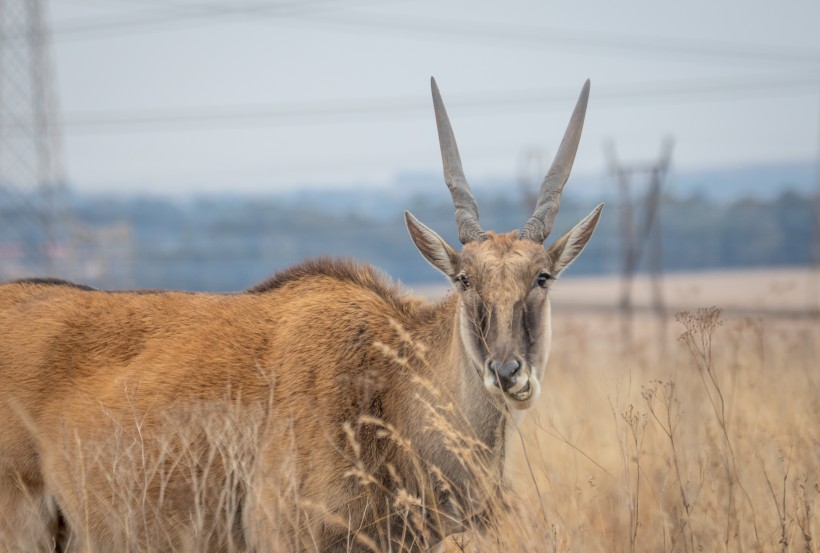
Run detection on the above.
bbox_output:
[535,272,552,289]
[455,273,471,291]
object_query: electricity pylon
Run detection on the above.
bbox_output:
[605,138,673,342]
[0,0,68,279]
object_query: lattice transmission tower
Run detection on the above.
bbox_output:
[605,138,673,343]
[0,0,69,279]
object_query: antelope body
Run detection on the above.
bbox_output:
[0,79,602,552]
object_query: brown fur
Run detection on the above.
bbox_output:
[0,79,603,551]
[0,258,505,552]
[0,205,603,552]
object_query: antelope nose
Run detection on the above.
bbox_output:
[489,359,521,391]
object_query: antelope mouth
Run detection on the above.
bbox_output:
[484,369,535,403]
[507,380,533,402]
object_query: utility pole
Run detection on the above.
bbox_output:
[0,0,68,279]
[605,138,673,343]
[811,92,820,315]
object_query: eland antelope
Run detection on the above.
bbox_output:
[0,78,602,552]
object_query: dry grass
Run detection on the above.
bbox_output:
[3,307,818,552]
[489,308,819,553]
[547,267,820,314]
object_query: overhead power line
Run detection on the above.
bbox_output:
[38,1,820,68]
[298,12,820,68]
[28,0,378,38]
[2,73,817,135]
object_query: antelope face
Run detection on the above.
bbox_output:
[407,209,601,409]
[457,233,553,407]
[405,77,602,410]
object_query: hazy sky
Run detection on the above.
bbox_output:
[40,0,820,195]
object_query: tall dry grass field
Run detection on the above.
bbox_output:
[490,308,819,553]
[3,306,817,552]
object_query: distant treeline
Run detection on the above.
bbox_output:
[1,189,816,291]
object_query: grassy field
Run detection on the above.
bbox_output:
[3,270,818,552]
[550,267,820,315]
[464,305,819,552]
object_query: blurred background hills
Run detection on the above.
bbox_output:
[0,158,811,291]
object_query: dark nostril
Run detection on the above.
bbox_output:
[489,359,521,381]
[501,359,521,378]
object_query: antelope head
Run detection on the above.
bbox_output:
[406,78,603,410]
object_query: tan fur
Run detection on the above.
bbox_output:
[0,213,599,551]
[0,79,603,551]
[0,259,490,551]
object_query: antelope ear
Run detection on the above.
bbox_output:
[546,204,603,276]
[405,211,460,279]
